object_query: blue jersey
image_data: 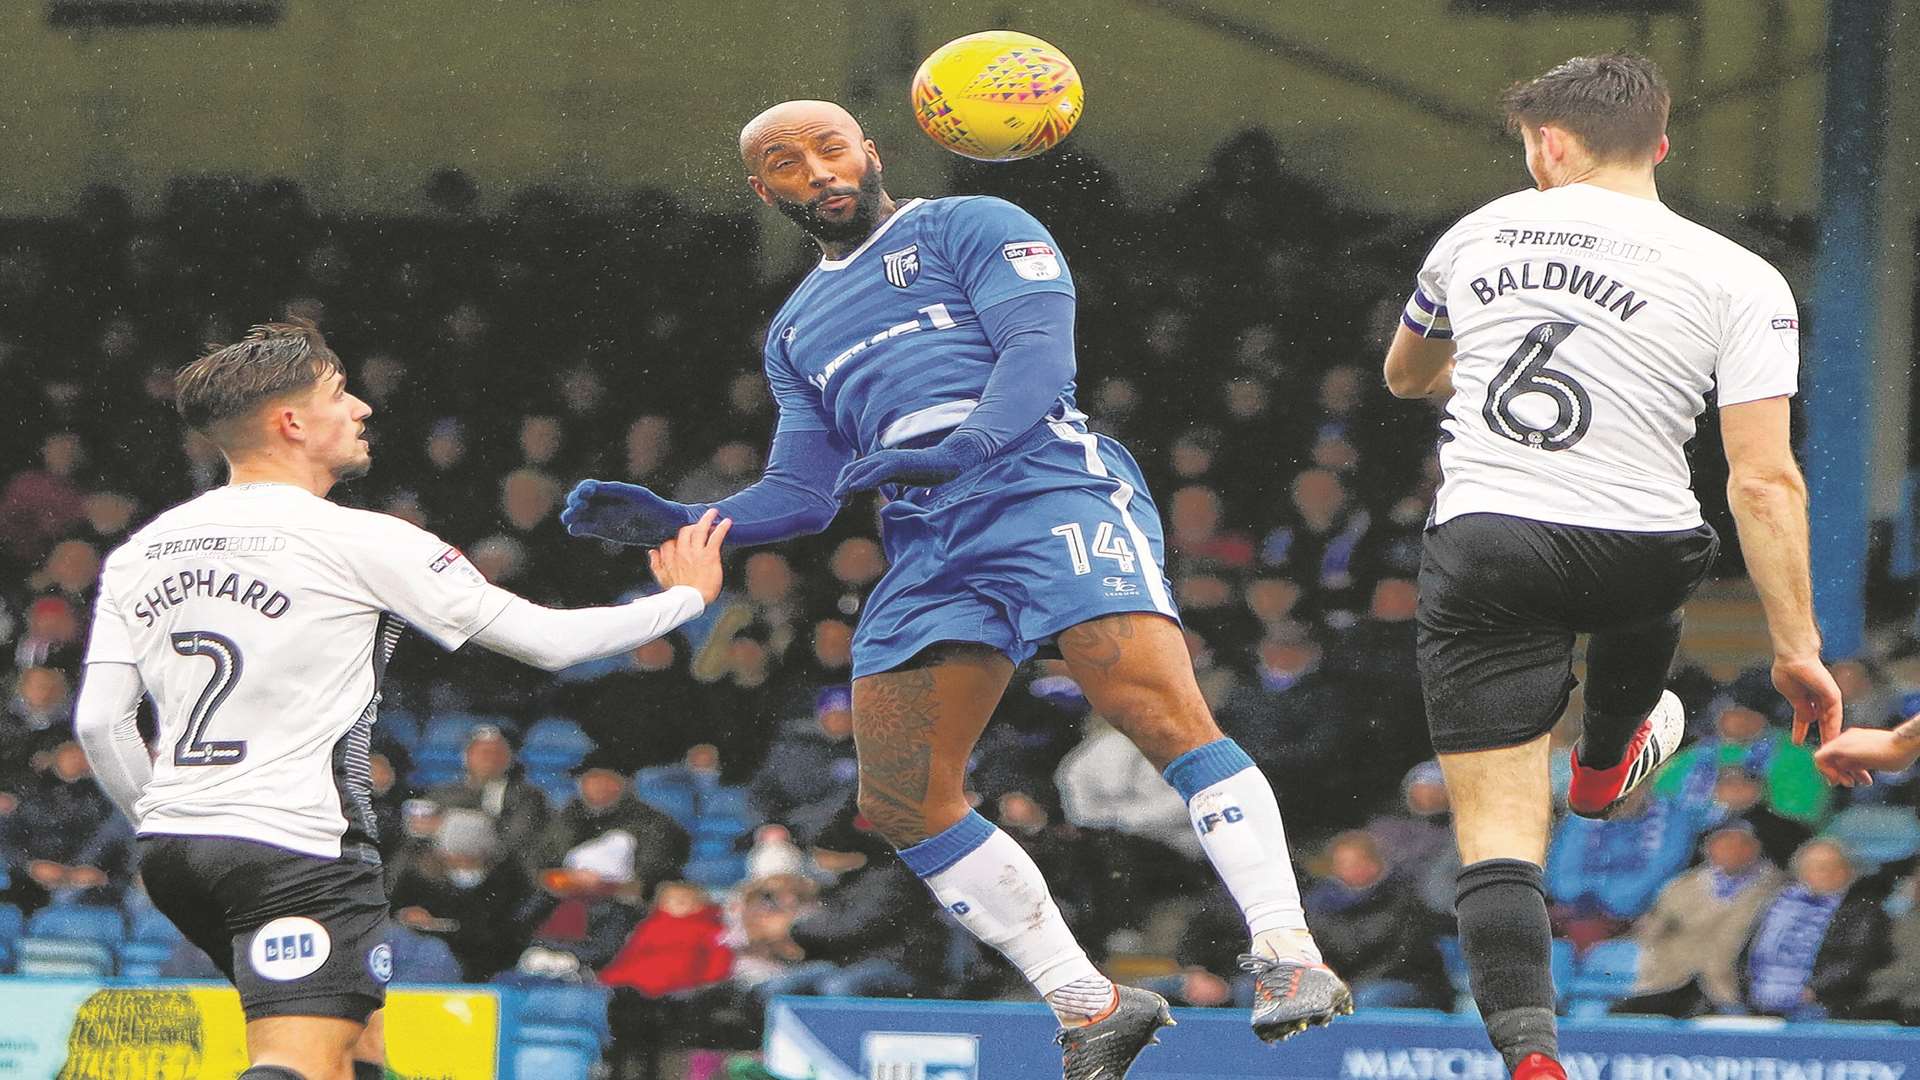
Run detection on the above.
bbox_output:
[764,196,1078,455]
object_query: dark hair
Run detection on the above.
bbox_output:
[1501,52,1670,163]
[174,317,343,442]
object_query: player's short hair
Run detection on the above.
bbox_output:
[1501,52,1670,163]
[174,317,344,445]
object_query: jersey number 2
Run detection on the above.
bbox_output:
[1482,320,1592,452]
[171,631,248,767]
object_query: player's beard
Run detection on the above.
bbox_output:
[773,156,887,247]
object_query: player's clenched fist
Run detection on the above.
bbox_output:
[560,479,698,547]
[650,509,732,604]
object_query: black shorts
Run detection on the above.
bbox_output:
[137,834,391,1023]
[1416,512,1719,754]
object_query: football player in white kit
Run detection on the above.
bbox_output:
[1382,54,1857,1080]
[72,319,732,1080]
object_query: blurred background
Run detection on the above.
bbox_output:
[0,2,1916,1078]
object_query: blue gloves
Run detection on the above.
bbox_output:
[560,480,698,547]
[831,430,991,499]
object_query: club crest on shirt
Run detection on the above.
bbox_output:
[1002,241,1060,281]
[882,243,920,289]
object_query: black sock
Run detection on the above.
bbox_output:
[1576,707,1645,769]
[1456,859,1558,1069]
[353,1063,386,1080]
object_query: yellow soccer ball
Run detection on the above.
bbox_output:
[911,30,1084,162]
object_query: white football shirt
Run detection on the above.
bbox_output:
[85,482,514,859]
[1402,182,1800,532]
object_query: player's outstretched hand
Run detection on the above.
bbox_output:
[1816,727,1911,786]
[831,431,990,499]
[1773,654,1850,780]
[649,509,732,605]
[560,479,698,547]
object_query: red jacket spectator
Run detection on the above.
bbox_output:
[599,883,733,997]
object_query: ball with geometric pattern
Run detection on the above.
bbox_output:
[910,30,1084,162]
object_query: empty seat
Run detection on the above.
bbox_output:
[1564,939,1640,1018]
[520,984,611,1046]
[522,718,593,771]
[28,903,126,946]
[684,855,749,889]
[510,1041,597,1080]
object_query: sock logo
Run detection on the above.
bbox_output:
[947,901,971,916]
[1198,806,1245,834]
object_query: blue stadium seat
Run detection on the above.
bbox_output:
[28,903,126,946]
[1822,805,1920,868]
[0,903,22,972]
[522,718,593,772]
[510,1041,597,1080]
[530,771,578,808]
[684,855,749,888]
[519,984,612,1046]
[126,901,183,945]
[378,708,425,751]
[1565,939,1640,1018]
[633,774,696,828]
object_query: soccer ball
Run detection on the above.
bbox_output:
[911,30,1084,162]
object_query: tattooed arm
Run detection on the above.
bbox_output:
[1814,714,1920,781]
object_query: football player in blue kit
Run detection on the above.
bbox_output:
[562,99,1350,1076]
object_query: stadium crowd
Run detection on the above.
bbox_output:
[2,133,1917,1073]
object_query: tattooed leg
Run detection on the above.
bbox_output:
[852,642,1013,847]
[1059,612,1221,769]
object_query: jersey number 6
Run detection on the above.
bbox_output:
[1482,320,1593,452]
[171,630,248,767]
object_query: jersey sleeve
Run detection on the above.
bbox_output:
[336,513,515,651]
[763,333,834,434]
[1714,261,1801,406]
[1404,221,1468,340]
[939,196,1076,312]
[83,578,137,665]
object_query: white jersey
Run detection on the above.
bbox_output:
[85,483,513,859]
[1402,182,1800,532]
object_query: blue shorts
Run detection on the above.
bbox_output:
[852,419,1180,678]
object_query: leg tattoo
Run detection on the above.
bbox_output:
[854,667,939,844]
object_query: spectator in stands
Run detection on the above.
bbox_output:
[366,749,413,862]
[750,686,858,844]
[822,538,885,621]
[426,724,550,876]
[603,880,752,1075]
[384,913,464,985]
[1167,484,1256,570]
[539,749,690,897]
[13,596,82,674]
[1056,716,1204,950]
[1546,787,1697,944]
[600,880,732,996]
[1301,831,1450,1009]
[1365,761,1452,878]
[0,739,131,911]
[1700,765,1811,869]
[525,830,652,972]
[1259,468,1373,620]
[1739,839,1889,1020]
[1655,680,1832,827]
[1618,821,1784,1017]
[1,432,86,563]
[390,809,545,982]
[1217,636,1352,810]
[1863,873,1920,1024]
[2,666,71,773]
[753,811,947,1000]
